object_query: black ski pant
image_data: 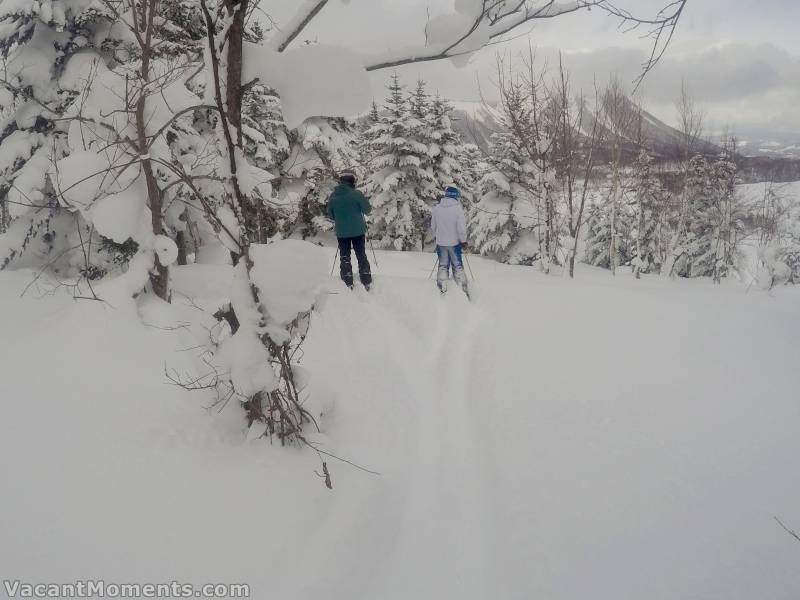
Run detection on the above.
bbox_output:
[338,235,372,287]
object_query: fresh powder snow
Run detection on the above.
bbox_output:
[1,252,798,600]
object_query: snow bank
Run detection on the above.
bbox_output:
[2,251,800,600]
[250,240,329,325]
[243,43,371,129]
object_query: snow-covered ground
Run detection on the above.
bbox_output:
[1,251,799,600]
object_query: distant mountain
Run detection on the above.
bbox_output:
[450,99,718,161]
[726,132,800,160]
[450,100,800,183]
[449,101,506,152]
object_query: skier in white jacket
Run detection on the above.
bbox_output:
[430,186,469,294]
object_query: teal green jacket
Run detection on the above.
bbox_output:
[326,183,372,239]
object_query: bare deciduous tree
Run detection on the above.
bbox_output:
[547,55,605,278]
[664,80,705,278]
[600,75,637,275]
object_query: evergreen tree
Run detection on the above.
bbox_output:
[673,154,716,278]
[407,80,439,246]
[583,201,614,268]
[0,1,117,271]
[708,150,741,282]
[282,117,359,240]
[368,100,380,124]
[237,84,290,242]
[428,94,474,202]
[0,0,214,276]
[672,150,743,281]
[583,185,634,270]
[462,143,485,194]
[470,127,539,265]
[629,150,666,277]
[364,75,435,250]
[242,85,289,177]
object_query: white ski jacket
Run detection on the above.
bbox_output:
[430,196,468,247]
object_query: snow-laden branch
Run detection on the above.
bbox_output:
[365,1,602,72]
[271,0,330,53]
[364,0,688,81]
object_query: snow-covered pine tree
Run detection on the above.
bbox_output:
[629,150,666,277]
[0,0,117,272]
[407,80,439,247]
[708,146,741,283]
[0,0,221,290]
[282,117,359,240]
[583,200,615,268]
[481,53,561,271]
[364,75,436,250]
[461,143,485,195]
[672,147,743,282]
[356,99,381,165]
[428,94,475,202]
[470,117,540,263]
[368,100,380,124]
[672,154,715,278]
[237,83,290,243]
[583,184,634,270]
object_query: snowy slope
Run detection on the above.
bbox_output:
[1,254,799,600]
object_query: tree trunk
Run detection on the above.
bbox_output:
[609,163,619,276]
[176,230,188,266]
[224,0,248,148]
[0,198,7,233]
[137,0,169,301]
[634,198,643,279]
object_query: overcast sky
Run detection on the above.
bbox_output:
[279,0,800,134]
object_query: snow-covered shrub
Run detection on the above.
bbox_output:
[212,240,328,441]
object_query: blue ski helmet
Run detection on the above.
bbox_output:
[445,186,461,199]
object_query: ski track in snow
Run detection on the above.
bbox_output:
[309,276,499,599]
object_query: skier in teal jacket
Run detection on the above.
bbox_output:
[326,169,373,289]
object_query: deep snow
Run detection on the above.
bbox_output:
[1,251,799,600]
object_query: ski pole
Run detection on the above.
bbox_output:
[428,256,439,280]
[464,252,476,282]
[330,248,339,277]
[368,238,379,268]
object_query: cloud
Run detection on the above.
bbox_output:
[368,41,800,134]
[561,43,800,132]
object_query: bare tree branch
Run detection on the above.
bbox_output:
[273,0,330,52]
[775,517,800,544]
[364,0,688,84]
